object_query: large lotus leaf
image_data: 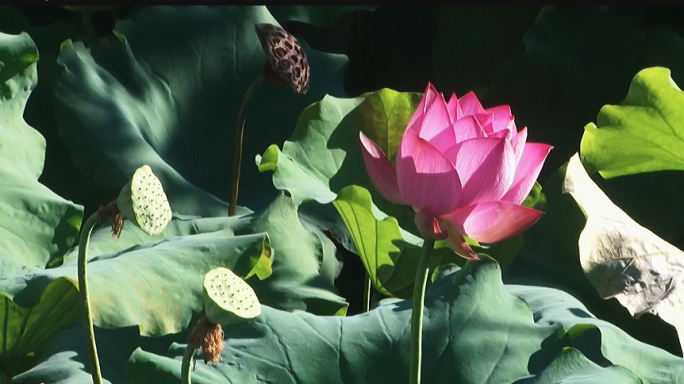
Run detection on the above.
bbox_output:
[53,6,348,217]
[0,229,271,337]
[432,6,541,94]
[267,6,378,28]
[0,7,115,220]
[505,159,683,356]
[0,277,80,379]
[125,258,684,383]
[0,31,83,271]
[58,192,345,317]
[508,283,684,383]
[581,67,684,177]
[515,348,641,384]
[563,153,684,352]
[12,320,186,384]
[60,212,247,264]
[484,6,684,183]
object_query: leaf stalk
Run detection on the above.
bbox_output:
[78,212,104,384]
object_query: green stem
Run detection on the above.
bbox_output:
[181,344,197,384]
[78,212,103,384]
[80,12,99,47]
[362,273,371,312]
[228,75,264,216]
[408,239,434,384]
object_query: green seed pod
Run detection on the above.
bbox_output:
[116,165,172,236]
[203,267,261,325]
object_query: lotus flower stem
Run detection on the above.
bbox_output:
[78,212,104,384]
[408,239,435,384]
[363,274,371,312]
[180,344,196,384]
[229,75,264,216]
[80,12,99,47]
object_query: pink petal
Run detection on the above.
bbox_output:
[446,93,462,124]
[359,132,408,205]
[502,142,553,205]
[442,201,544,243]
[510,127,527,166]
[407,83,440,133]
[414,210,448,240]
[474,113,494,135]
[457,91,485,119]
[418,93,454,153]
[396,129,462,216]
[485,105,514,134]
[444,136,516,206]
[440,220,479,260]
[488,129,509,139]
[452,115,486,145]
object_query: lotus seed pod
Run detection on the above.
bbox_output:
[116,165,172,236]
[254,23,310,95]
[203,267,261,325]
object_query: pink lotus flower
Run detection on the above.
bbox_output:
[359,83,552,259]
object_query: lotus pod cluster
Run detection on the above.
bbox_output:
[116,165,172,236]
[203,267,261,325]
[254,23,310,95]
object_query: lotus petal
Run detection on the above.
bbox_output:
[440,220,479,260]
[485,105,514,134]
[442,201,544,243]
[396,129,462,215]
[502,142,553,205]
[445,136,516,206]
[457,91,485,118]
[452,115,486,146]
[359,132,408,205]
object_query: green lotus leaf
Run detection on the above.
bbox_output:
[125,259,684,383]
[581,67,684,177]
[0,31,83,271]
[53,6,348,216]
[0,230,271,337]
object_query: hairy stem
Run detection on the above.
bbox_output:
[80,12,99,47]
[408,239,435,384]
[363,273,371,312]
[228,75,264,216]
[181,344,197,384]
[78,212,103,384]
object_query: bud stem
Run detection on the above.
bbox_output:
[408,239,435,384]
[229,75,264,216]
